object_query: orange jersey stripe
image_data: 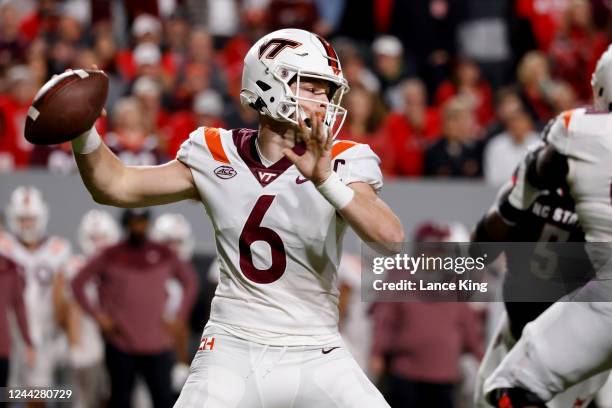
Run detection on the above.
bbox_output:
[204,128,230,164]
[332,141,358,159]
[562,110,574,130]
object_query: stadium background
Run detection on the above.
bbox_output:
[0,0,611,407]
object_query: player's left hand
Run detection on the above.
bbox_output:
[282,111,333,185]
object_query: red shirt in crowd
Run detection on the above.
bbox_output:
[371,302,483,383]
[18,11,60,43]
[0,253,32,358]
[385,110,441,176]
[549,28,609,101]
[72,239,198,354]
[515,0,568,51]
[336,128,397,177]
[0,95,31,170]
[163,112,226,158]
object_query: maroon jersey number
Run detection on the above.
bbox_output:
[239,195,287,284]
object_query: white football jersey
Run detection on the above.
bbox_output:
[547,108,612,243]
[177,127,382,344]
[0,231,72,346]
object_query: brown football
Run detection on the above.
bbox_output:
[24,69,108,145]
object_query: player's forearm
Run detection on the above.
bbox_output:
[533,144,568,189]
[469,211,508,262]
[340,192,405,254]
[74,140,197,207]
[74,142,131,206]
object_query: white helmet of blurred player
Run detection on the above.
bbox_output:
[448,222,470,243]
[591,44,612,111]
[78,209,120,257]
[151,213,194,261]
[240,28,350,137]
[5,186,49,245]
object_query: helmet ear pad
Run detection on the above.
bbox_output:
[240,88,271,115]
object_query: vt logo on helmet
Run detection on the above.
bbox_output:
[240,28,350,138]
[258,39,302,60]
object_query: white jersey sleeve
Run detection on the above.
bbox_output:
[545,112,571,155]
[546,108,612,162]
[176,127,213,178]
[332,141,383,192]
[545,108,612,242]
[176,126,222,214]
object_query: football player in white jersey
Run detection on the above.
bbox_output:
[151,212,198,393]
[0,186,71,389]
[485,44,612,407]
[66,28,403,407]
[53,209,120,408]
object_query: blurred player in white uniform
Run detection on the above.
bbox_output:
[336,253,371,374]
[53,209,120,408]
[485,44,612,407]
[151,212,198,394]
[0,186,71,389]
[66,27,404,407]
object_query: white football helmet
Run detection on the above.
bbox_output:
[5,186,49,245]
[591,44,612,111]
[78,209,120,257]
[240,28,350,137]
[151,213,194,261]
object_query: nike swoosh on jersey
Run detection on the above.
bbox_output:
[296,176,308,184]
[321,347,340,354]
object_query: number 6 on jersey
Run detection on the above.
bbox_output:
[239,195,287,283]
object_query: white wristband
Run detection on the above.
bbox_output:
[316,172,355,210]
[71,126,102,154]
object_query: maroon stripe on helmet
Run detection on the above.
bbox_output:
[315,35,341,75]
[23,187,31,207]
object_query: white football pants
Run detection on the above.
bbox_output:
[174,327,389,408]
[483,303,612,404]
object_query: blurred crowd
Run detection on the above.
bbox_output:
[0,0,610,185]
